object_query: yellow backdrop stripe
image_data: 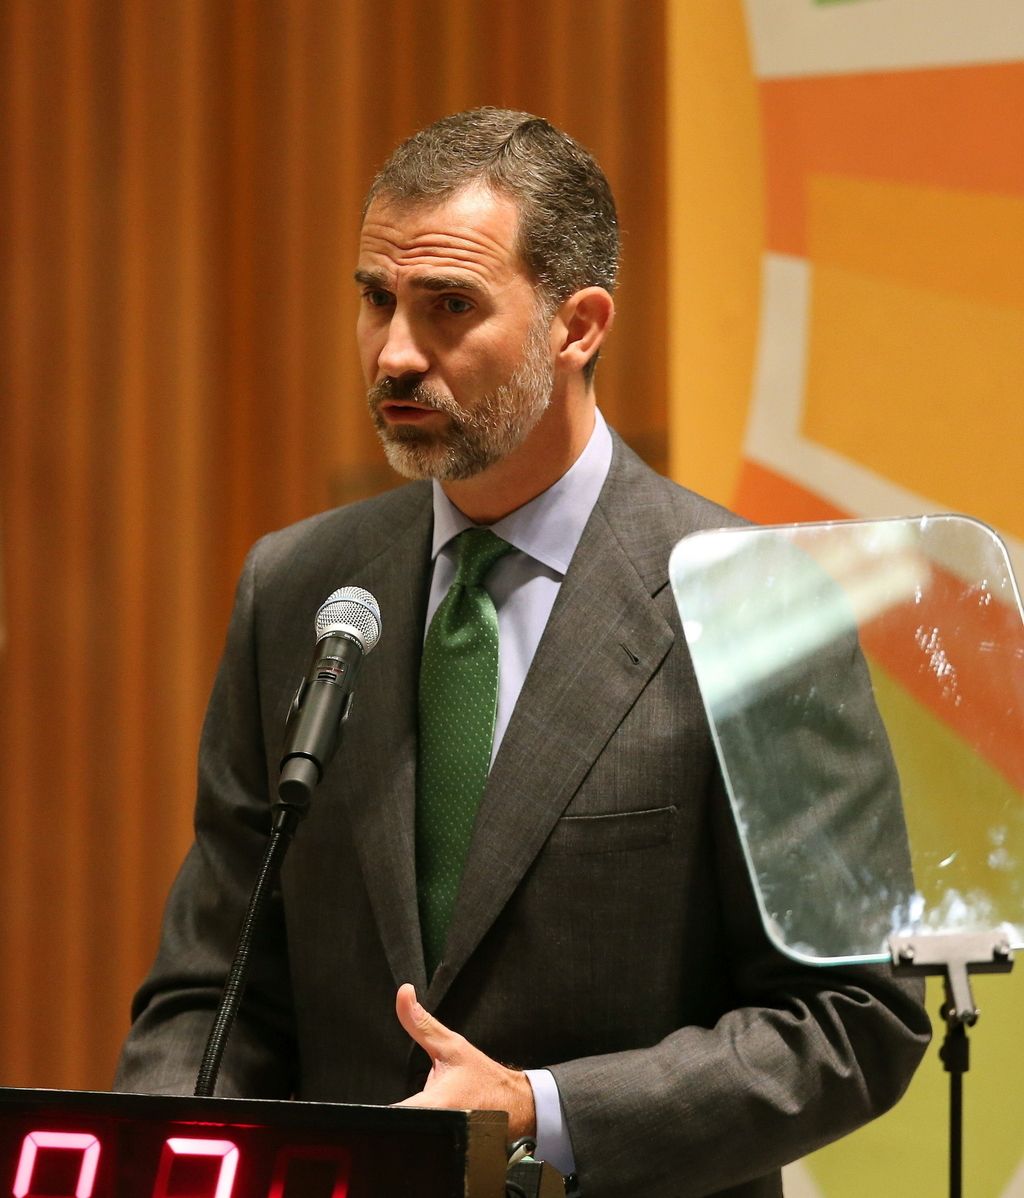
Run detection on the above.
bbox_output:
[667,0,762,506]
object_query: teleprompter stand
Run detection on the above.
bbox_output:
[889,931,1015,1198]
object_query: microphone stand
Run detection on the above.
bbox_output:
[194,797,308,1098]
[194,587,379,1099]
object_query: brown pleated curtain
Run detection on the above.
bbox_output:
[0,0,667,1090]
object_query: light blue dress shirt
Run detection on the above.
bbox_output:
[425,408,613,1177]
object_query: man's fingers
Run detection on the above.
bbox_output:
[395,982,462,1063]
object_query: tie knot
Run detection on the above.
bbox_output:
[452,527,512,589]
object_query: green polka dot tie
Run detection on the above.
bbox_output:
[417,527,514,977]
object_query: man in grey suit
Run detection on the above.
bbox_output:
[117,109,929,1196]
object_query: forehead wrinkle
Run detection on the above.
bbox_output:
[359,218,516,284]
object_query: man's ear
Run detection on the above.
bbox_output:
[553,287,615,376]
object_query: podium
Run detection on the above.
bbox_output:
[0,1087,509,1196]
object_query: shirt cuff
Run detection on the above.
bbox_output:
[523,1068,576,1178]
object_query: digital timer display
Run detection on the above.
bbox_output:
[0,1088,507,1198]
[8,1127,348,1197]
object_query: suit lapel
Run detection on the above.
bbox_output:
[338,487,433,995]
[427,442,677,1004]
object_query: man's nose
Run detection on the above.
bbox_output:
[376,308,430,379]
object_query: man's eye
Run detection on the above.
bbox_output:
[441,296,473,315]
[363,289,392,308]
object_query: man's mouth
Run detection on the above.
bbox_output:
[377,401,446,424]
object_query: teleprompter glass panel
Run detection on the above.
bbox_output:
[669,515,1024,964]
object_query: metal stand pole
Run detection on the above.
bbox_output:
[890,931,1014,1198]
[939,1007,969,1198]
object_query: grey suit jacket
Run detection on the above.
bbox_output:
[117,435,929,1197]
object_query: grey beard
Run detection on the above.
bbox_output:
[366,323,554,482]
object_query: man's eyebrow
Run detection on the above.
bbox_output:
[354,268,389,289]
[353,268,485,295]
[411,274,485,294]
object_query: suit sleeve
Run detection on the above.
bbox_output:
[548,617,930,1197]
[548,774,929,1196]
[114,543,297,1097]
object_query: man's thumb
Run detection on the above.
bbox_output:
[395,982,458,1061]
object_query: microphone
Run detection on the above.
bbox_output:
[277,586,382,814]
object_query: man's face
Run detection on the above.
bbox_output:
[355,186,555,481]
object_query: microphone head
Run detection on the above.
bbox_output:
[315,587,382,653]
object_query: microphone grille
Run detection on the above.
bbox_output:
[315,586,382,653]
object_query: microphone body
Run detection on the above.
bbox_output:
[277,587,381,814]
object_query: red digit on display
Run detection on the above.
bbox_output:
[267,1146,350,1198]
[12,1131,101,1198]
[151,1138,239,1198]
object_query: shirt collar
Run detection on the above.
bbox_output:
[430,408,613,576]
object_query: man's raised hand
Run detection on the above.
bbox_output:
[392,982,536,1140]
